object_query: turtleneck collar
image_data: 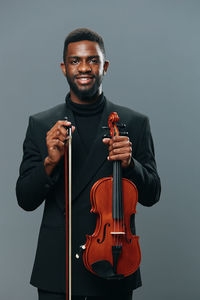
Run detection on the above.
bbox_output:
[65,92,105,116]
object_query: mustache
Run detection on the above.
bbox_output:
[74,73,95,79]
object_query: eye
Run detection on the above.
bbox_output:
[70,59,79,65]
[90,58,99,64]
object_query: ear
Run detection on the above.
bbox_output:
[103,60,109,75]
[60,63,66,76]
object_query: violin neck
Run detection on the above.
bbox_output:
[112,160,123,220]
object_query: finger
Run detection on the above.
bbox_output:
[57,125,68,138]
[71,125,76,134]
[57,120,71,127]
[59,124,76,137]
[109,140,132,151]
[102,138,111,144]
[48,125,68,141]
[109,146,132,156]
[112,136,129,142]
[57,124,77,140]
[49,139,65,151]
[48,131,66,143]
[47,120,71,136]
[108,153,132,161]
[47,126,63,138]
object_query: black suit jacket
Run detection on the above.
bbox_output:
[16,97,161,296]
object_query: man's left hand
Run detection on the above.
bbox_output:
[102,136,132,168]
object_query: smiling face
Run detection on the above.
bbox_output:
[61,40,109,104]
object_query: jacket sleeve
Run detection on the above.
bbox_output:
[16,116,59,211]
[123,117,161,207]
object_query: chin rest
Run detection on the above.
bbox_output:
[91,260,124,280]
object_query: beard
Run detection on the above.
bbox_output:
[66,72,103,102]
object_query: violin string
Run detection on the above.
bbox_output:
[116,161,119,247]
[117,161,119,247]
[119,162,121,247]
[116,161,118,247]
[115,161,116,246]
[114,127,118,247]
[117,160,119,247]
[119,161,123,245]
[113,161,116,247]
[117,161,121,245]
[116,165,118,247]
[121,165,124,247]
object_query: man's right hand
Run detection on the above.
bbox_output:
[44,120,75,175]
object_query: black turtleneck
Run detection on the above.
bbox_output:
[65,93,105,153]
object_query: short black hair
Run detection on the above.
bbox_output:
[63,28,106,63]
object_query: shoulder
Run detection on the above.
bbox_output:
[105,98,152,147]
[106,98,149,126]
[31,103,66,122]
[26,103,67,135]
[28,103,67,129]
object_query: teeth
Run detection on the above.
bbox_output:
[77,78,92,83]
[78,78,91,80]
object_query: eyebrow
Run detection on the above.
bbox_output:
[68,55,100,59]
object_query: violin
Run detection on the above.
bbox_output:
[82,112,141,279]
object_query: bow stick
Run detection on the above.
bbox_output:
[64,121,72,300]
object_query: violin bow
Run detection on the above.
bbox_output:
[64,122,72,300]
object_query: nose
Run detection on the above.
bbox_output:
[78,61,91,73]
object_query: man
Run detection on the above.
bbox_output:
[16,28,161,300]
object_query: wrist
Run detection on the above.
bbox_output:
[44,156,57,166]
[44,157,57,175]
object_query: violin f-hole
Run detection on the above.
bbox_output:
[97,223,110,244]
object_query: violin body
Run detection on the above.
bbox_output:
[83,176,141,279]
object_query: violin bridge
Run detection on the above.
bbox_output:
[110,232,125,235]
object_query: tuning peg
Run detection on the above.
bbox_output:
[119,131,129,136]
[103,134,111,139]
[117,123,126,128]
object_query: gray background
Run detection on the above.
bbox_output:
[0,0,199,299]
